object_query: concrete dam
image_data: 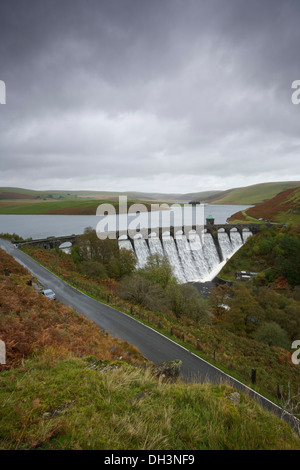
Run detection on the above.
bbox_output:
[15,217,261,284]
[118,218,259,283]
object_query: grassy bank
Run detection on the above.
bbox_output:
[1,356,299,450]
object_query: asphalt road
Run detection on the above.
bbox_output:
[0,238,295,429]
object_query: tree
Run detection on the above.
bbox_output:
[209,284,232,324]
[253,322,290,349]
[70,244,82,266]
[80,260,107,279]
[74,227,136,280]
[118,248,137,278]
[165,283,186,318]
[210,284,264,336]
[139,254,176,289]
[226,285,264,336]
[166,283,210,322]
[273,236,300,287]
[119,273,169,311]
[76,227,119,263]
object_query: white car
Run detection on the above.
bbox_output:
[40,289,56,300]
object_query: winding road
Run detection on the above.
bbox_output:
[0,238,297,431]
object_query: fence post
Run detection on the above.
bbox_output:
[251,368,256,384]
[277,384,282,399]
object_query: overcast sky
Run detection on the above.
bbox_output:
[0,0,299,194]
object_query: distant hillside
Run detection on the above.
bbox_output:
[207,182,300,205]
[246,187,300,223]
[168,190,222,202]
[0,182,299,214]
[229,187,300,224]
[0,187,221,203]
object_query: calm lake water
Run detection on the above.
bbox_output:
[0,204,251,239]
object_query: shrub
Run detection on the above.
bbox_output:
[139,254,176,289]
[253,322,291,349]
[73,227,137,280]
[80,260,107,279]
[119,273,169,311]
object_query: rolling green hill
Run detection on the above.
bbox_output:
[245,187,300,223]
[229,186,300,224]
[207,182,300,205]
[0,182,299,214]
[0,187,221,203]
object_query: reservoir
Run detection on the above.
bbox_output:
[0,204,251,239]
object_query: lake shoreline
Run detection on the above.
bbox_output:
[0,204,252,240]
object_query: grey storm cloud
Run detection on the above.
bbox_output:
[0,0,299,192]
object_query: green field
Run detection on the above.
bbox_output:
[0,199,114,215]
[210,182,300,205]
[0,199,160,215]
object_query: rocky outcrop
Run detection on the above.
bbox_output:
[153,359,182,382]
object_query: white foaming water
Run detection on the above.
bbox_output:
[201,232,221,273]
[133,238,151,269]
[162,236,187,283]
[242,231,252,242]
[176,235,201,282]
[189,234,211,280]
[148,237,164,257]
[118,239,134,252]
[120,230,252,284]
[218,232,232,261]
[230,231,243,253]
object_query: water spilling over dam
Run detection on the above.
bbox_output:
[118,224,253,283]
